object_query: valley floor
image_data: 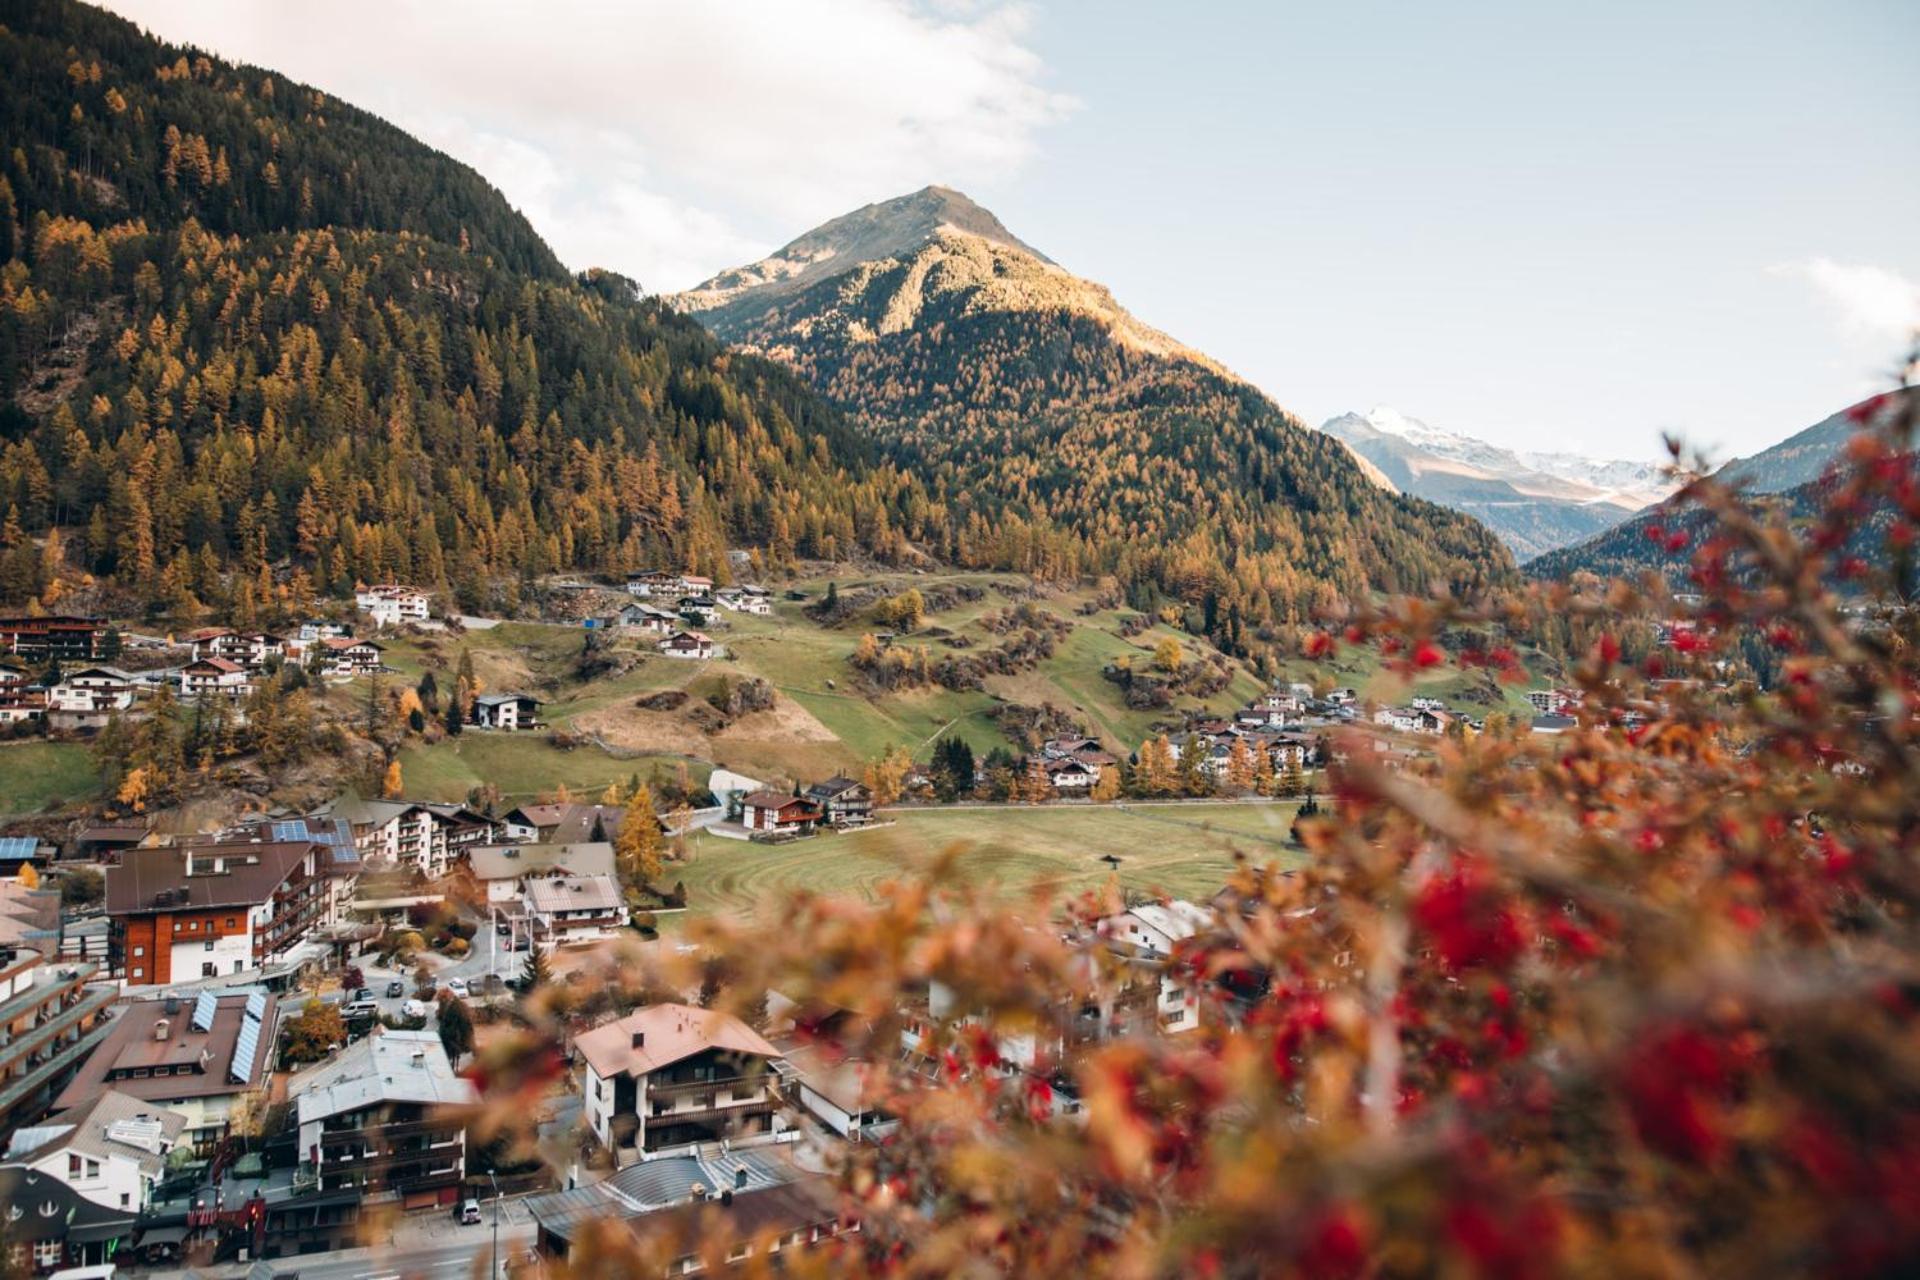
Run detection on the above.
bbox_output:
[664,799,1305,923]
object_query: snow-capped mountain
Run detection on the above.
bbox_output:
[1320,407,1678,560]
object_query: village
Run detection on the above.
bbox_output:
[0,568,1610,1277]
[0,777,1255,1275]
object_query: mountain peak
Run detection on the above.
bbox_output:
[669,187,1221,368]
[670,185,1047,321]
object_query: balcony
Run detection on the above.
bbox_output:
[646,1073,771,1099]
[0,963,97,1028]
[648,1090,777,1120]
[0,1015,114,1116]
[0,983,115,1069]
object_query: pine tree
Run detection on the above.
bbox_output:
[437,993,474,1064]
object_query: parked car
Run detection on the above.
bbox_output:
[446,978,470,998]
[458,1199,483,1225]
[342,999,379,1020]
[386,979,405,998]
[401,999,430,1019]
[352,987,373,1003]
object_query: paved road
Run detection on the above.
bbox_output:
[278,1228,536,1280]
[153,1208,537,1280]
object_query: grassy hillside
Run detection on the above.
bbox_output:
[365,568,1285,798]
[0,742,102,816]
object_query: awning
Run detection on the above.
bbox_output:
[69,1219,137,1245]
[134,1224,191,1246]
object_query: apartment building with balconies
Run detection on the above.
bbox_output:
[0,881,116,1144]
[106,841,329,985]
[291,1028,477,1212]
[577,1004,787,1164]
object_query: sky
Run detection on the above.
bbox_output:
[101,0,1920,461]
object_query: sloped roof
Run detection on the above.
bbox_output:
[467,841,613,883]
[313,793,421,828]
[6,1089,188,1179]
[53,990,278,1108]
[292,1028,478,1124]
[1125,900,1214,948]
[575,1003,781,1079]
[474,692,541,708]
[0,1166,133,1242]
[106,842,315,915]
[0,879,60,948]
[525,873,623,915]
[740,791,818,813]
[501,803,625,845]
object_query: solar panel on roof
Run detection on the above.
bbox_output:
[269,820,309,843]
[230,1016,260,1083]
[244,991,267,1023]
[0,836,37,857]
[189,990,218,1033]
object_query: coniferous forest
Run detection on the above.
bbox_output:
[0,0,1515,649]
[0,0,925,621]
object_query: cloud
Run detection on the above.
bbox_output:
[1773,257,1920,343]
[99,0,1076,290]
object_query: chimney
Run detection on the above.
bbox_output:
[631,1031,645,1050]
[720,1188,734,1206]
[154,1019,170,1041]
[734,1167,748,1190]
[690,1183,707,1202]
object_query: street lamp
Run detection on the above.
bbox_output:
[489,1169,502,1280]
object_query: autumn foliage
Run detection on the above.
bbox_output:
[458,374,1920,1277]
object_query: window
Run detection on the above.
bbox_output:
[201,963,216,977]
[154,1066,170,1077]
[131,967,144,978]
[33,1241,60,1269]
[120,1193,130,1207]
[85,1159,99,1178]
[188,920,199,931]
[227,917,236,928]
[205,940,216,952]
[69,1154,81,1176]
[133,945,144,957]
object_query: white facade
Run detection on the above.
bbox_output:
[472,695,539,730]
[47,679,134,714]
[525,874,627,947]
[181,660,251,698]
[7,1098,186,1213]
[354,586,430,626]
[1109,901,1213,958]
[658,631,714,659]
[166,923,257,981]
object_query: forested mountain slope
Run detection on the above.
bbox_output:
[0,0,924,616]
[675,189,1514,650]
[1526,390,1914,584]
